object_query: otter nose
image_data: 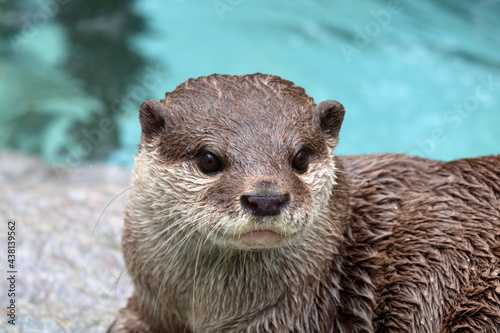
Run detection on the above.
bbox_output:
[240,194,290,216]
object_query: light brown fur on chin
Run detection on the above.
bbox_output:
[109,74,500,333]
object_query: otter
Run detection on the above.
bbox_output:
[109,74,500,333]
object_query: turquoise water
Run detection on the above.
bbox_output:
[1,0,499,166]
[112,0,500,164]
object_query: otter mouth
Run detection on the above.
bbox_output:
[236,229,284,247]
[209,217,304,249]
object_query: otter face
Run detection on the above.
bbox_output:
[135,74,345,250]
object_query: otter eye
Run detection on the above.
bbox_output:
[292,149,309,174]
[198,152,223,175]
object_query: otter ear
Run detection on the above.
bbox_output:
[313,100,345,142]
[139,99,168,141]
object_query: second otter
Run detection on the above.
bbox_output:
[110,74,500,332]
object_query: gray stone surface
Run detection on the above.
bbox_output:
[0,151,131,332]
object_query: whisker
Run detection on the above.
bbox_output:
[190,230,205,331]
[110,203,201,291]
[92,186,134,235]
[130,218,199,285]
[89,164,153,170]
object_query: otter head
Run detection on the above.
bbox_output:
[135,73,345,250]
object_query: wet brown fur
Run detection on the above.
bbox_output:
[109,74,500,333]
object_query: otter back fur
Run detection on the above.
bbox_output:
[109,74,500,333]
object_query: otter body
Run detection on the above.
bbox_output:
[110,74,500,333]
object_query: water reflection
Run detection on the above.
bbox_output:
[0,0,147,163]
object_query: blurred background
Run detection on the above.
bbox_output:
[1,0,499,166]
